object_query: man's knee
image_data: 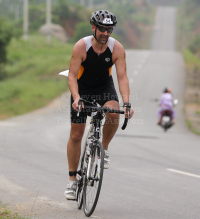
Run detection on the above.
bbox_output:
[105,113,119,125]
[70,124,85,142]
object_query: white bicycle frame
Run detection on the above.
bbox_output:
[82,112,103,182]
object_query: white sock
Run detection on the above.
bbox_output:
[69,180,77,184]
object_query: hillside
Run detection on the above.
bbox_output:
[178,0,200,134]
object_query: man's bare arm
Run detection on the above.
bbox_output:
[68,39,86,108]
[113,41,130,103]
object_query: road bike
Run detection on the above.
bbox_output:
[75,98,129,217]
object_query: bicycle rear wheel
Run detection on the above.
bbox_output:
[83,141,104,217]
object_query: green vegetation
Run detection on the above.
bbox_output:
[0,17,13,80]
[178,0,200,52]
[0,0,154,120]
[0,202,30,219]
[183,49,200,70]
[0,0,154,49]
[105,0,155,48]
[179,0,200,135]
[186,119,200,135]
[0,35,72,119]
[70,22,92,42]
[188,35,200,54]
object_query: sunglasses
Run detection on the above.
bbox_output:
[97,26,113,34]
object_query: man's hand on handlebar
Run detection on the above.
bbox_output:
[72,97,84,112]
[123,102,134,119]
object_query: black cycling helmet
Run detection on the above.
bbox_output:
[90,10,117,27]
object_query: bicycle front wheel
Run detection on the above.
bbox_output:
[83,141,104,217]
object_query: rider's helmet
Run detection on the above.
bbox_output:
[90,10,117,27]
[90,10,117,44]
[163,88,172,93]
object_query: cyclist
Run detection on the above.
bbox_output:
[157,87,175,125]
[64,10,134,200]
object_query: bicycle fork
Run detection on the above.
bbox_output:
[86,146,101,185]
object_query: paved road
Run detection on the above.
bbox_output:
[1,7,200,219]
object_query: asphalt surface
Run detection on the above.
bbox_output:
[1,6,200,219]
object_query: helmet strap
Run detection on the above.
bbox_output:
[93,27,107,45]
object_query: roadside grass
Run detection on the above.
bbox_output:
[0,35,73,119]
[0,202,30,219]
[186,119,200,135]
[183,49,200,70]
[182,49,200,135]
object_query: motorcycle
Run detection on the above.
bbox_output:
[160,99,178,132]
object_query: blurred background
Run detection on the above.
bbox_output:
[0,0,200,132]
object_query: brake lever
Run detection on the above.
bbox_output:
[77,104,81,117]
[77,99,83,117]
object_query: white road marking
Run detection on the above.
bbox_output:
[167,169,200,179]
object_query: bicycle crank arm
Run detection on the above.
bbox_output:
[88,177,100,181]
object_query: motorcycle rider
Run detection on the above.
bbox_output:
[157,88,175,125]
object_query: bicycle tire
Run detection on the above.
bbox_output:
[76,169,84,209]
[83,141,104,217]
[77,126,93,209]
[77,145,89,209]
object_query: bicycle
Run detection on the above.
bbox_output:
[75,98,129,217]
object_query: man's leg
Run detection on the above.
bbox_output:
[102,100,119,150]
[67,123,86,181]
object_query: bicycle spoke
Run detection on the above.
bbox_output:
[83,141,104,217]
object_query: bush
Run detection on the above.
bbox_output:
[188,35,200,54]
[53,0,71,21]
[0,18,12,63]
[71,22,92,42]
[0,18,12,80]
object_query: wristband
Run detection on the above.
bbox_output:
[123,102,131,108]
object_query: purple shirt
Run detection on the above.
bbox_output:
[160,93,173,108]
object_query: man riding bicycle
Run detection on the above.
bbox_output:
[64,10,134,200]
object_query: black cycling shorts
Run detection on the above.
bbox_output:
[71,78,119,124]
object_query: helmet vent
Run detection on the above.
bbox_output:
[90,10,117,27]
[96,14,100,20]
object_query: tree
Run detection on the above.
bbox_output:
[0,18,12,80]
[189,35,200,54]
[0,18,12,63]
[71,22,92,42]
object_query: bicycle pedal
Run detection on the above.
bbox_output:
[76,173,82,181]
[87,180,93,186]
